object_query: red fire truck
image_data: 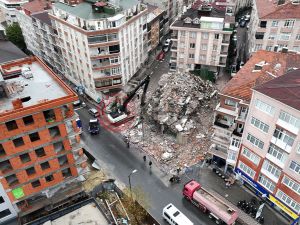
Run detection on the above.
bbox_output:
[183,180,238,225]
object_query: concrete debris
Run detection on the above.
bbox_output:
[124,72,219,172]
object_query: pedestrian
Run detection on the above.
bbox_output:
[149,161,152,168]
[143,155,146,162]
[126,140,130,148]
[176,167,181,175]
[137,94,140,100]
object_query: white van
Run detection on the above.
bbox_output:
[162,203,194,225]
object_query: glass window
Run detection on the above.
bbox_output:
[271,21,278,27]
[273,128,295,147]
[289,161,300,175]
[247,133,264,149]
[296,34,300,40]
[202,32,208,39]
[224,99,236,107]
[258,174,276,192]
[282,175,300,195]
[0,209,11,219]
[251,117,269,133]
[279,111,300,129]
[189,54,194,59]
[284,20,295,28]
[276,190,300,213]
[189,43,195,48]
[267,144,288,164]
[280,32,291,41]
[201,44,207,50]
[262,160,281,179]
[189,31,196,38]
[238,161,255,178]
[242,147,260,165]
[255,99,275,115]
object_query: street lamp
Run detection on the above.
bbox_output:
[128,169,138,200]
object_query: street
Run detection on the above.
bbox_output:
[77,106,227,225]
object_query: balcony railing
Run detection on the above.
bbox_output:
[232,129,243,137]
[214,120,229,129]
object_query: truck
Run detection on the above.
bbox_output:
[88,119,100,134]
[183,180,238,225]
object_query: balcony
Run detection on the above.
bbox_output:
[211,132,230,145]
[222,39,230,44]
[215,103,238,117]
[209,144,227,160]
[171,46,178,51]
[214,115,235,131]
[232,129,243,137]
[171,35,178,40]
[92,60,111,69]
[170,57,177,62]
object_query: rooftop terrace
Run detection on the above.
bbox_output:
[0,57,71,114]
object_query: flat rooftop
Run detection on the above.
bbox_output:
[0,40,27,65]
[0,58,69,114]
[43,202,109,225]
[54,0,139,20]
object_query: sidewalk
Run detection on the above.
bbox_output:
[181,164,291,225]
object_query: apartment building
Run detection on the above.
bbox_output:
[17,0,65,76]
[170,0,234,72]
[0,56,88,218]
[50,0,148,102]
[235,69,300,222]
[146,5,166,53]
[248,0,300,53]
[0,0,29,25]
[210,50,300,172]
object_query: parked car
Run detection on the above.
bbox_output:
[244,14,250,21]
[232,34,237,41]
[163,45,170,53]
[164,39,172,47]
[156,51,165,61]
[88,108,100,117]
[235,22,239,28]
[240,20,246,28]
[240,61,245,68]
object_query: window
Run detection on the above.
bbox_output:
[43,109,56,122]
[254,44,262,51]
[189,54,194,59]
[20,153,31,163]
[180,31,186,37]
[35,148,46,157]
[53,142,64,153]
[49,126,60,138]
[242,147,260,165]
[296,34,300,40]
[258,174,276,192]
[268,34,276,40]
[284,19,295,28]
[215,34,219,39]
[273,128,295,147]
[255,32,264,39]
[268,144,288,164]
[13,137,24,147]
[6,174,19,187]
[62,168,72,178]
[0,209,11,219]
[164,212,170,219]
[110,57,119,64]
[0,196,4,204]
[189,43,195,48]
[189,31,196,38]
[231,138,240,148]
[201,44,207,50]
[213,45,217,51]
[29,132,40,142]
[31,180,41,188]
[238,161,255,178]
[255,99,274,115]
[45,174,54,182]
[58,155,68,167]
[266,46,272,51]
[289,161,300,175]
[297,143,300,154]
[5,120,18,131]
[262,160,281,180]
[271,20,278,27]
[247,133,264,149]
[111,67,120,75]
[202,32,208,39]
[293,46,300,52]
[260,21,267,28]
[224,99,236,107]
[180,42,185,48]
[276,190,300,213]
[199,55,206,61]
[40,161,50,170]
[227,151,237,161]
[280,32,291,41]
[282,176,300,195]
[26,167,36,176]
[279,111,300,129]
[23,115,34,125]
[251,117,269,133]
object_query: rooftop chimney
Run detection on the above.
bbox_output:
[12,99,23,109]
[254,64,263,71]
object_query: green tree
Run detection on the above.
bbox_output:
[5,23,26,50]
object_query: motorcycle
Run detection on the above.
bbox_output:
[169,175,181,183]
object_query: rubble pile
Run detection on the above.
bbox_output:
[126,72,219,171]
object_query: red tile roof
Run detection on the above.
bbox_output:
[254,69,300,111]
[221,50,300,103]
[22,0,51,14]
[256,0,300,19]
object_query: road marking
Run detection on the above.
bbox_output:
[74,107,84,111]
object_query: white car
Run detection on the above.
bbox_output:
[244,14,250,21]
[88,108,100,117]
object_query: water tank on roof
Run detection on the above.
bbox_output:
[21,67,33,79]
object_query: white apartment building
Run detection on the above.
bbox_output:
[0,184,17,223]
[170,0,234,72]
[236,69,300,222]
[0,0,28,25]
[50,0,148,102]
[210,50,300,172]
[248,0,300,53]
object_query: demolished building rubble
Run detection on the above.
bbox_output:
[125,72,219,171]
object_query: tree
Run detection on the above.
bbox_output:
[121,186,151,225]
[5,23,26,50]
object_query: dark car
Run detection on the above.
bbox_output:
[240,20,246,28]
[156,51,165,61]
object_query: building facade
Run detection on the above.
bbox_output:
[0,0,29,25]
[50,0,148,102]
[0,56,88,218]
[248,0,300,54]
[170,0,234,72]
[210,50,300,172]
[235,69,300,222]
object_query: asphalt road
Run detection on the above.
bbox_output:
[77,105,226,225]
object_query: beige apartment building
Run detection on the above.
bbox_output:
[170,0,234,73]
[248,0,300,53]
[235,69,300,222]
[210,50,300,172]
[50,0,148,102]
